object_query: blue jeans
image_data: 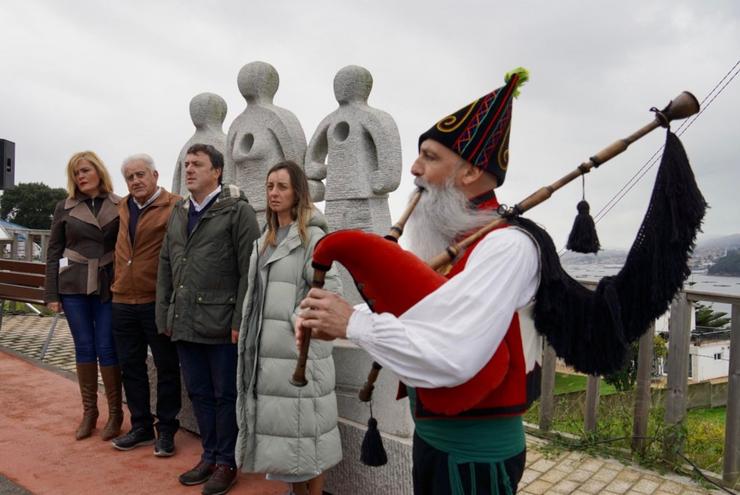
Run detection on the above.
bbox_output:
[177,341,238,467]
[61,294,118,366]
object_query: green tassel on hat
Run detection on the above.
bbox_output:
[505,67,529,98]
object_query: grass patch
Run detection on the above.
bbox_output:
[525,392,726,475]
[686,407,726,474]
[687,406,726,425]
[554,372,618,396]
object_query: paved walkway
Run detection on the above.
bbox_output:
[0,313,729,495]
[0,346,285,494]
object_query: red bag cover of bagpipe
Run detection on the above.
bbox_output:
[312,230,511,415]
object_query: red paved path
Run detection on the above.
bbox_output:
[0,350,287,495]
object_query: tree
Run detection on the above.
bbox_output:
[0,182,67,229]
[695,302,731,329]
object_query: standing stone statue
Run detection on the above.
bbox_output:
[173,92,228,196]
[225,61,317,222]
[307,66,407,495]
[306,65,402,235]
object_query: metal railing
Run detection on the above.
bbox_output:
[536,285,739,488]
[1,229,51,261]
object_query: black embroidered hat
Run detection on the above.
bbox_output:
[418,67,529,186]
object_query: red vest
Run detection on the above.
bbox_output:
[404,191,542,419]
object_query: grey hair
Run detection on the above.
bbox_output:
[405,176,499,261]
[120,153,156,176]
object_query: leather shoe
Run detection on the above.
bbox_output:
[179,460,215,486]
[112,427,155,451]
[154,430,175,457]
[201,464,237,495]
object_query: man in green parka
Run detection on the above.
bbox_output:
[156,143,259,495]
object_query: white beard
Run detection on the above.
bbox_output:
[405,178,500,261]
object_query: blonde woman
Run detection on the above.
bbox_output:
[236,161,342,495]
[44,151,123,441]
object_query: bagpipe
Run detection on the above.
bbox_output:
[292,91,706,465]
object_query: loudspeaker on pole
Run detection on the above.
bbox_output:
[0,139,15,190]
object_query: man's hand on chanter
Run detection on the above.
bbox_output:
[295,288,354,345]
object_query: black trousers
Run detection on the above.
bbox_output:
[112,302,181,434]
[412,433,526,495]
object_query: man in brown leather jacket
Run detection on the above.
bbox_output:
[110,154,182,457]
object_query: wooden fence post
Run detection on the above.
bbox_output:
[723,303,739,488]
[663,292,691,462]
[632,322,655,454]
[539,343,557,431]
[584,375,600,433]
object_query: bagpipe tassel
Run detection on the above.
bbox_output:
[360,415,388,467]
[566,199,600,254]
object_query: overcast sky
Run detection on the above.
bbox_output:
[1,0,738,249]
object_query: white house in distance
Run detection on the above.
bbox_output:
[656,306,730,382]
[689,327,731,382]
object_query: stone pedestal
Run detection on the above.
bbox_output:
[332,340,412,436]
[325,340,415,495]
[325,420,413,495]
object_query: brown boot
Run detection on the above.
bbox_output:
[99,365,123,441]
[75,363,99,440]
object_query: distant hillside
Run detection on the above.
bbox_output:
[695,233,740,254]
[561,248,627,265]
[708,249,740,276]
[560,233,740,267]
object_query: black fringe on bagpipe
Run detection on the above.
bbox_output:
[513,131,707,375]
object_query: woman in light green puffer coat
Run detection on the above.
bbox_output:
[236,161,342,495]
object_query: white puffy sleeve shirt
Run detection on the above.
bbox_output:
[346,227,539,389]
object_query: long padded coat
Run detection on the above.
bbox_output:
[235,210,342,476]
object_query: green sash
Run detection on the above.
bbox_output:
[408,388,525,495]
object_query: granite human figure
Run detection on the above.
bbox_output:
[225,61,319,222]
[173,93,228,196]
[305,65,401,235]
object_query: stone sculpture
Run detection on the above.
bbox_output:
[173,93,228,196]
[306,65,402,235]
[225,61,317,221]
[306,69,408,495]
